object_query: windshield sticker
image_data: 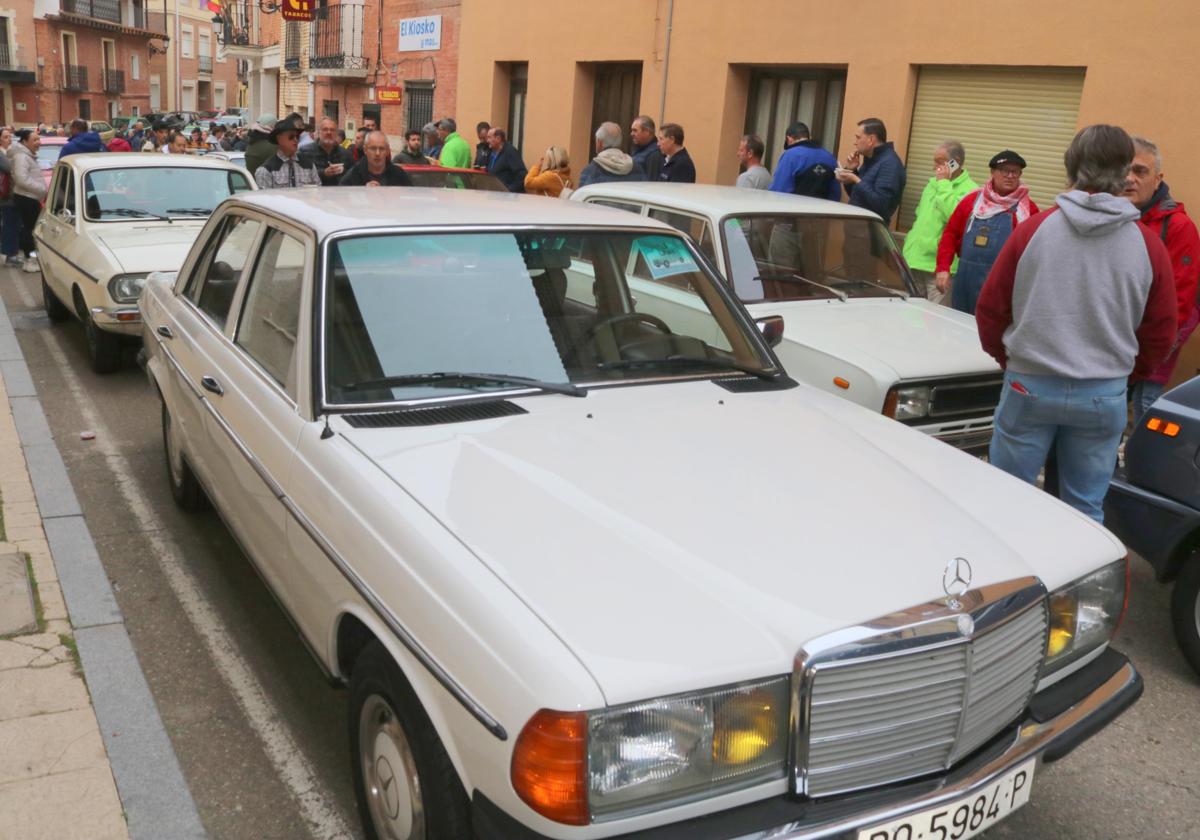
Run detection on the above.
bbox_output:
[637,236,699,280]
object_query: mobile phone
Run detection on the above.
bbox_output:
[946,158,960,172]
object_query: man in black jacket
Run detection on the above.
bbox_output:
[340,131,415,187]
[473,121,491,169]
[656,123,696,183]
[485,127,527,192]
[834,117,907,223]
[303,117,351,185]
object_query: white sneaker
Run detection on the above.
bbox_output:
[21,256,39,273]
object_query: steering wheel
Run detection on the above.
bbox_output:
[584,311,673,340]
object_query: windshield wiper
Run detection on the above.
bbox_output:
[164,207,213,217]
[840,276,910,300]
[100,207,172,223]
[756,272,847,302]
[344,371,586,398]
[596,356,780,382]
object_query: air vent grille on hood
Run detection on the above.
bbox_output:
[342,400,529,428]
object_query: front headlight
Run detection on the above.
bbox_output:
[1043,558,1127,676]
[883,384,932,420]
[108,273,149,304]
[511,676,789,825]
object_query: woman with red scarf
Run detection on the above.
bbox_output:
[935,150,1039,315]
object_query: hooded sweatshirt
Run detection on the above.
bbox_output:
[976,190,1176,381]
[577,148,646,188]
[58,131,108,159]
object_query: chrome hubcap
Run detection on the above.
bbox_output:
[359,694,424,840]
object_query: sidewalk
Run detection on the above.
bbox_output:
[0,278,206,838]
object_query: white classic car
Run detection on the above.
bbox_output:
[141,189,1140,840]
[35,152,255,372]
[571,184,1003,454]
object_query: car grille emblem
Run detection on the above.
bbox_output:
[943,557,973,611]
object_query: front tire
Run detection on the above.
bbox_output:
[161,401,206,511]
[349,641,472,840]
[43,278,70,323]
[84,315,122,374]
[1171,559,1200,677]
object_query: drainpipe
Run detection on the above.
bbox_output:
[657,0,673,126]
[174,0,180,109]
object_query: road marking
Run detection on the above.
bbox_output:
[19,277,355,840]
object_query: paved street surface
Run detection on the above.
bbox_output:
[2,263,1198,838]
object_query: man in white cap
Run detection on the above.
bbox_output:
[244,113,278,176]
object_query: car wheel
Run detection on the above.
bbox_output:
[1171,558,1200,677]
[161,401,206,511]
[43,278,70,323]
[349,641,472,840]
[84,314,122,374]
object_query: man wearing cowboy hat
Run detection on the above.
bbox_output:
[254,118,321,189]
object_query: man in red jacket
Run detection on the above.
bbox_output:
[1125,136,1200,422]
[976,125,1176,523]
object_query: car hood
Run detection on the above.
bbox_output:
[338,380,1121,705]
[94,222,207,274]
[744,298,1001,381]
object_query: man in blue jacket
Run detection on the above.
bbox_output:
[768,121,840,201]
[835,117,906,223]
[58,119,108,159]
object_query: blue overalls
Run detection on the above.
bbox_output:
[952,197,1017,315]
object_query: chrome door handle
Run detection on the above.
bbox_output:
[200,375,223,396]
[156,325,174,339]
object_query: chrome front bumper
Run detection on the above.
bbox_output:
[90,305,142,336]
[918,417,994,455]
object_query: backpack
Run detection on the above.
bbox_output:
[792,161,834,199]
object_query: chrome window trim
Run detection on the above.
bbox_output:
[155,335,507,740]
[314,223,780,412]
[790,577,1046,797]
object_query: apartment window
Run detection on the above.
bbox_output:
[131,52,139,80]
[284,21,300,71]
[744,68,846,169]
[404,80,433,133]
[323,99,339,122]
[507,63,528,156]
[0,17,11,70]
[132,105,140,117]
[181,24,193,58]
[149,74,160,110]
[199,30,210,58]
[78,98,91,119]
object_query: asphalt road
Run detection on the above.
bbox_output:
[3,262,1198,839]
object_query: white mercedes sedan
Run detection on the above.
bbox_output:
[571,184,1003,454]
[35,152,254,372]
[141,189,1140,840]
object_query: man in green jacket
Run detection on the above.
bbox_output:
[901,140,977,305]
[244,113,278,177]
[436,118,473,169]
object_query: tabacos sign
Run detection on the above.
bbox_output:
[398,15,441,51]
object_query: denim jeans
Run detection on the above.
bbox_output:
[1129,379,1165,427]
[989,371,1127,523]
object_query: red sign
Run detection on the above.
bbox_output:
[376,86,402,104]
[280,0,313,22]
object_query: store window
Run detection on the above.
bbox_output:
[404,80,433,132]
[744,68,846,169]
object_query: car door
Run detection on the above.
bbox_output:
[197,222,310,608]
[36,165,83,307]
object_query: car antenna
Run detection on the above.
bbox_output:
[320,413,334,440]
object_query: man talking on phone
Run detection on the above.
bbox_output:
[834,118,907,223]
[307,117,351,186]
[902,141,977,304]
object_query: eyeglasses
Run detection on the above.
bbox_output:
[994,168,1023,177]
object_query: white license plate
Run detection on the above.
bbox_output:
[856,759,1036,840]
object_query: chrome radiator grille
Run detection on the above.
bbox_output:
[800,600,1047,798]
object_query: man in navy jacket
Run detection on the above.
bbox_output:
[485,127,527,193]
[835,117,906,223]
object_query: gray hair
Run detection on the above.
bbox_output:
[1064,124,1134,195]
[421,121,438,138]
[436,117,456,132]
[939,140,965,165]
[1131,135,1162,172]
[595,121,623,150]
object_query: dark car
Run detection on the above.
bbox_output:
[1105,375,1200,675]
[399,165,507,192]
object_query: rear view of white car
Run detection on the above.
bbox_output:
[572,184,1003,453]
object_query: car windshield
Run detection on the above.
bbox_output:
[722,214,914,302]
[82,167,253,221]
[404,170,508,192]
[323,230,774,405]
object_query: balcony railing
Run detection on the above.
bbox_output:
[104,68,124,93]
[64,64,88,91]
[309,3,368,75]
[198,55,213,73]
[220,0,280,49]
[62,0,121,25]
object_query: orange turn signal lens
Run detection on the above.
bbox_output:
[1146,417,1163,431]
[1164,422,1181,437]
[511,709,589,825]
[833,377,850,390]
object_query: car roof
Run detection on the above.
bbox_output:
[572,182,881,221]
[228,188,679,240]
[56,152,248,172]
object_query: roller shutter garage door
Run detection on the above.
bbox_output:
[899,66,1085,230]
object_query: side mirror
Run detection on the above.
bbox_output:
[58,208,74,224]
[755,315,785,348]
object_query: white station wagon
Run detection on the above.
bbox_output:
[142,189,1139,840]
[571,184,1002,454]
[35,152,254,372]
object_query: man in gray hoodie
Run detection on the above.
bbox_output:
[577,122,646,187]
[976,124,1176,523]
